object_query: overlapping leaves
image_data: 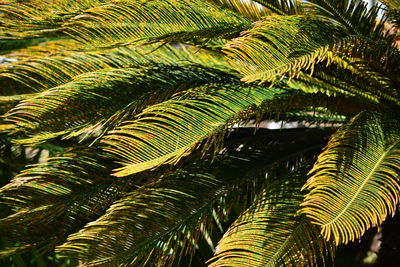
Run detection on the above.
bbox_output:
[101,83,285,176]
[0,148,133,255]
[224,15,348,83]
[55,128,331,266]
[64,0,251,49]
[209,168,334,267]
[5,64,236,145]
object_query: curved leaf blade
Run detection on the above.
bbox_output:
[223,15,348,83]
[209,168,333,267]
[101,83,285,177]
[301,111,400,244]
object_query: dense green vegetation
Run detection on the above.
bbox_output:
[0,0,400,266]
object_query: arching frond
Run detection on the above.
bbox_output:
[64,0,251,49]
[0,93,37,115]
[224,15,348,83]
[307,0,400,92]
[307,0,387,37]
[5,64,236,145]
[101,83,285,177]
[1,39,80,59]
[0,44,231,92]
[209,168,334,267]
[287,71,380,103]
[0,148,133,256]
[0,126,330,262]
[0,0,106,39]
[55,128,331,266]
[290,62,400,110]
[301,111,400,245]
[56,172,222,266]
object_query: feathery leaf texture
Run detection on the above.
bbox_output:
[56,172,222,266]
[101,83,284,176]
[64,0,251,48]
[0,148,133,256]
[224,15,348,83]
[0,43,233,92]
[209,168,333,267]
[301,111,400,245]
[55,128,329,266]
[0,148,141,256]
[0,127,330,262]
[0,0,107,39]
[308,0,387,36]
[5,64,236,145]
[1,0,400,265]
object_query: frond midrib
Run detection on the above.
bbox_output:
[321,140,400,227]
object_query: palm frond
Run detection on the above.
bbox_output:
[55,128,331,266]
[224,15,348,83]
[0,44,231,92]
[308,0,386,37]
[0,126,330,262]
[63,0,251,49]
[287,71,380,103]
[0,0,106,39]
[56,172,222,266]
[209,167,334,267]
[5,64,236,145]
[324,53,400,101]
[0,148,133,256]
[301,111,400,245]
[307,0,400,92]
[101,83,285,177]
[1,39,80,59]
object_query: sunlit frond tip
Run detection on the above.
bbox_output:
[223,15,348,84]
[301,111,400,245]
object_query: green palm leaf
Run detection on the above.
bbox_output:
[0,0,106,39]
[57,172,222,266]
[1,43,231,92]
[56,128,330,266]
[301,111,400,244]
[101,83,285,177]
[224,15,348,83]
[209,168,334,267]
[0,148,133,256]
[63,0,251,49]
[308,0,386,36]
[5,64,235,145]
[0,126,330,262]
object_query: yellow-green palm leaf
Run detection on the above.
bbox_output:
[223,15,348,83]
[209,168,333,267]
[301,111,400,244]
[101,83,284,177]
[5,64,235,145]
[64,0,251,49]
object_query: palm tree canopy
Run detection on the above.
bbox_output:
[0,0,399,266]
